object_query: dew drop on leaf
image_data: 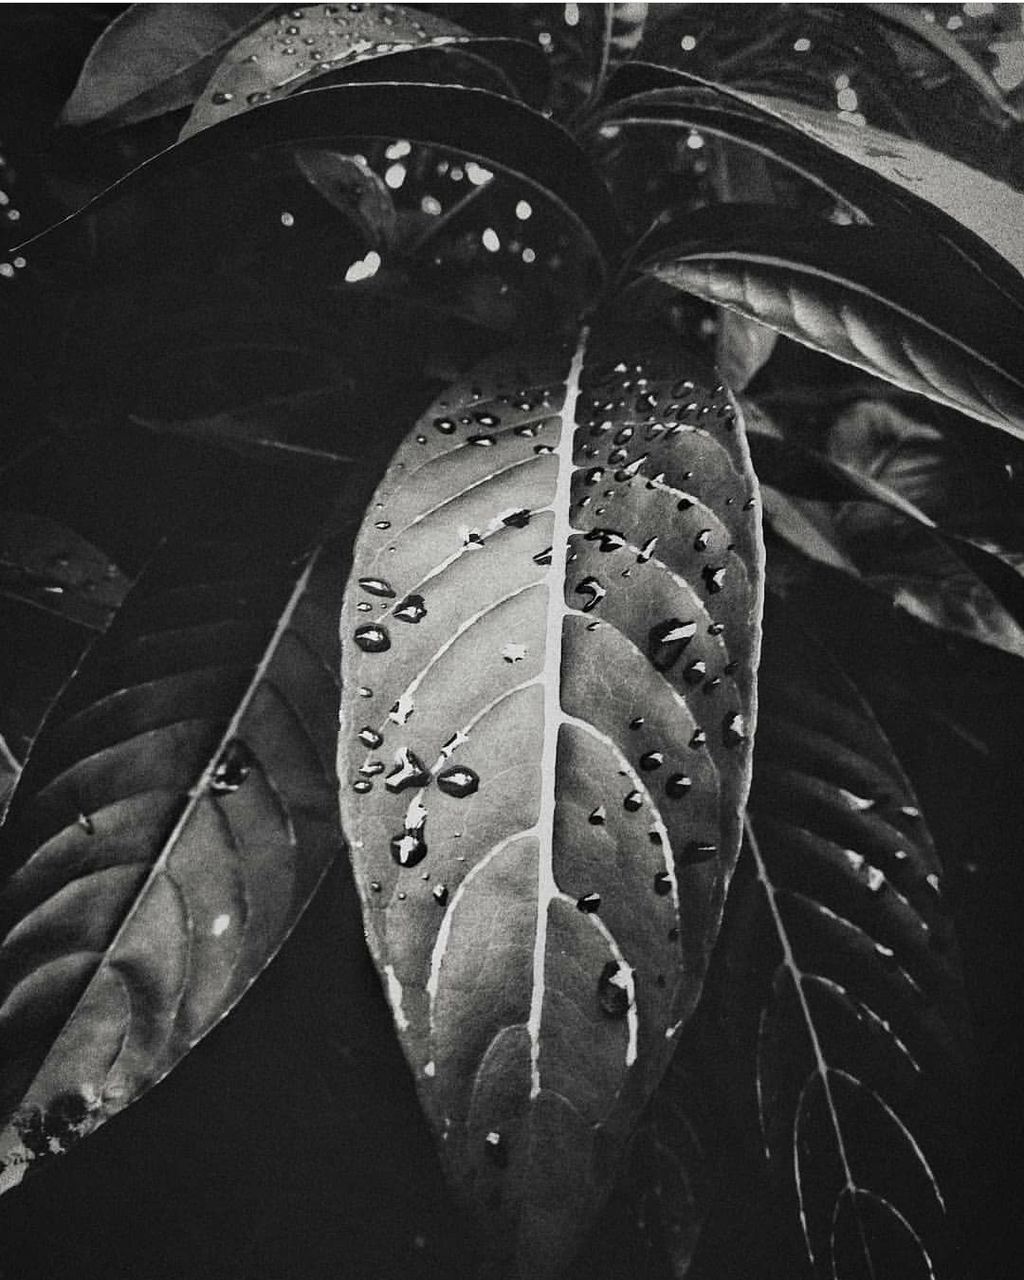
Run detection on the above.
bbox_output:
[432,883,449,906]
[354,624,390,652]
[358,577,396,598]
[358,727,383,748]
[391,831,428,868]
[624,790,643,812]
[723,713,747,747]
[575,577,606,612]
[639,751,664,771]
[665,774,693,798]
[648,618,697,670]
[210,738,255,794]
[394,593,427,623]
[684,659,707,685]
[588,805,606,825]
[597,961,633,1017]
[653,872,673,896]
[690,728,707,748]
[437,766,480,798]
[385,749,430,793]
[484,1130,508,1167]
[577,893,601,913]
[584,528,626,552]
[694,529,712,551]
[353,779,372,793]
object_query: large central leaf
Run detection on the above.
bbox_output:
[337,326,764,1277]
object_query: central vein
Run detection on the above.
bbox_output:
[527,325,589,1099]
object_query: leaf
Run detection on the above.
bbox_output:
[643,206,1024,440]
[179,3,548,139]
[294,148,397,248]
[130,388,360,465]
[0,736,18,825]
[602,64,1024,304]
[720,602,970,1278]
[0,536,344,1193]
[17,83,623,277]
[60,4,277,129]
[0,512,131,632]
[337,327,764,1278]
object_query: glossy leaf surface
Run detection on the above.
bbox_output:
[645,207,1024,439]
[338,329,763,1277]
[0,539,344,1193]
[60,3,276,129]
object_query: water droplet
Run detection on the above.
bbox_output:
[359,761,385,777]
[639,751,664,771]
[577,892,601,913]
[433,883,449,906]
[77,812,95,835]
[682,840,717,863]
[694,529,711,552]
[501,509,531,528]
[682,659,706,686]
[437,766,479,798]
[865,866,886,894]
[484,1130,508,1167]
[637,537,657,563]
[211,91,235,104]
[468,434,495,447]
[358,727,383,748]
[584,528,626,553]
[280,210,295,227]
[394,593,427,623]
[246,91,272,105]
[391,831,428,867]
[385,749,430,793]
[708,622,725,637]
[608,448,628,466]
[433,416,456,434]
[653,871,673,896]
[702,565,726,595]
[874,942,898,968]
[575,577,606,612]
[689,728,707,748]
[613,426,634,445]
[624,790,643,812]
[723,713,746,747]
[353,779,372,793]
[369,879,381,892]
[648,618,697,670]
[358,576,395,598]
[629,717,645,730]
[210,738,255,794]
[354,624,390,653]
[475,413,500,427]
[374,520,391,531]
[357,602,372,612]
[533,444,554,455]
[598,960,634,1017]
[585,467,605,486]
[666,774,693,800]
[589,805,606,825]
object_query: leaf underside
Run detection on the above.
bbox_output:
[0,539,344,1190]
[337,326,763,1278]
[725,605,970,1279]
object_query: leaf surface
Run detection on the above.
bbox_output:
[644,207,1024,440]
[604,63,1024,301]
[179,2,547,138]
[0,538,344,1193]
[0,512,131,632]
[18,83,622,276]
[60,3,277,129]
[721,604,970,1278]
[337,328,763,1277]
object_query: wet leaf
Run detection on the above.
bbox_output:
[337,327,763,1278]
[0,538,344,1193]
[720,603,971,1279]
[0,736,17,825]
[0,512,130,633]
[60,4,276,129]
[645,206,1024,440]
[180,3,547,139]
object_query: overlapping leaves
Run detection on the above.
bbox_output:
[0,533,344,1189]
[713,604,970,1279]
[337,330,763,1277]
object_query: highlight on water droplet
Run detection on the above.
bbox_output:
[437,766,479,798]
[210,738,255,794]
[354,624,390,652]
[391,830,428,867]
[597,960,634,1017]
[358,576,395,598]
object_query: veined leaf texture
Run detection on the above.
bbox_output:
[338,327,764,1277]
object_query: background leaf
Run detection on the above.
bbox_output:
[338,326,763,1277]
[0,526,346,1192]
[60,4,277,130]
